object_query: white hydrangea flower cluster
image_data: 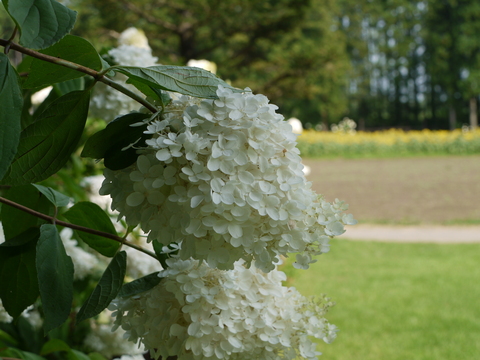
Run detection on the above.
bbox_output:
[110,259,337,360]
[84,320,145,359]
[331,117,357,135]
[21,305,43,329]
[0,302,43,329]
[114,355,146,360]
[90,28,159,122]
[100,86,356,272]
[0,299,12,323]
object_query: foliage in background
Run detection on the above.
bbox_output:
[56,0,480,130]
[67,0,351,126]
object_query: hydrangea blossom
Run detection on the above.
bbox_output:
[84,320,145,358]
[90,28,159,122]
[0,302,43,329]
[82,176,163,278]
[110,258,337,360]
[100,86,356,272]
[0,299,12,323]
[100,87,355,271]
[187,59,217,74]
[21,305,43,329]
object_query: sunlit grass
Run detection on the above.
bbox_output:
[283,240,480,360]
[297,128,480,158]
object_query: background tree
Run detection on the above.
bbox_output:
[68,0,350,128]
[3,0,477,130]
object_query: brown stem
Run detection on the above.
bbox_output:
[0,196,158,259]
[4,26,18,54]
[0,38,157,113]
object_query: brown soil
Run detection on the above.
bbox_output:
[303,155,480,224]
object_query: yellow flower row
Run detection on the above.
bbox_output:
[297,128,480,158]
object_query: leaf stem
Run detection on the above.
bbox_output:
[4,26,18,54]
[0,38,158,113]
[0,196,158,260]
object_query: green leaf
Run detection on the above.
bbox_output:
[67,349,91,360]
[0,328,19,347]
[0,227,40,247]
[2,90,90,185]
[54,77,86,95]
[152,240,169,269]
[3,0,77,50]
[23,35,102,89]
[32,184,70,207]
[0,53,22,181]
[0,239,39,318]
[118,271,161,298]
[30,78,86,123]
[81,112,151,170]
[1,184,53,240]
[17,315,43,354]
[36,224,74,333]
[17,54,34,74]
[113,65,242,99]
[62,202,120,257]
[40,338,71,356]
[76,251,127,324]
[0,348,47,360]
[88,352,108,360]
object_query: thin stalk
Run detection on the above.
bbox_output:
[0,38,157,113]
[0,196,158,260]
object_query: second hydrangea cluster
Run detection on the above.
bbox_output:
[100,86,356,272]
[110,259,338,360]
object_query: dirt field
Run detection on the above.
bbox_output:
[303,155,480,224]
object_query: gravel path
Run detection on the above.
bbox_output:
[341,224,480,243]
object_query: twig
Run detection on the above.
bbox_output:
[4,26,18,54]
[0,38,157,113]
[0,196,158,260]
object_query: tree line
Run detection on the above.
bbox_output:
[3,0,478,130]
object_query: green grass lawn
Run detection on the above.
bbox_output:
[282,240,480,360]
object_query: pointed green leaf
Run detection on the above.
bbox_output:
[2,90,90,185]
[76,251,127,323]
[0,53,22,181]
[32,184,70,207]
[88,352,108,360]
[0,348,46,360]
[31,78,86,122]
[54,77,86,95]
[0,227,40,247]
[152,240,169,269]
[62,202,120,257]
[1,185,53,240]
[23,35,102,89]
[3,0,77,50]
[40,338,71,356]
[36,224,74,333]
[0,239,39,318]
[67,349,91,360]
[17,315,43,354]
[0,328,19,347]
[113,65,242,99]
[81,112,151,170]
[118,272,161,298]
